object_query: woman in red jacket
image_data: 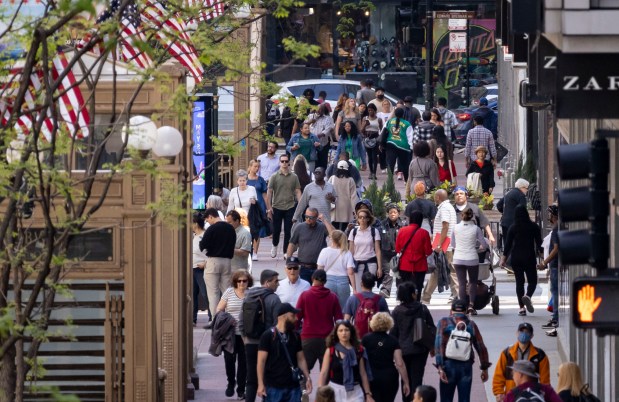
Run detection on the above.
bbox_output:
[395,211,433,300]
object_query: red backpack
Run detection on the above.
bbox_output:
[353,293,381,338]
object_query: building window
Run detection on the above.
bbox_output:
[218,86,235,132]
[75,115,126,171]
[25,228,114,262]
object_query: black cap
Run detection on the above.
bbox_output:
[451,299,468,313]
[277,303,300,317]
[404,96,414,103]
[518,322,534,334]
[286,256,300,267]
[260,269,279,284]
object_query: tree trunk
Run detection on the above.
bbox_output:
[0,342,16,402]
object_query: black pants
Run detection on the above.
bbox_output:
[386,147,411,182]
[192,267,208,323]
[316,145,330,169]
[244,343,259,402]
[302,337,326,372]
[514,263,538,308]
[333,221,350,232]
[365,146,379,175]
[397,270,426,302]
[272,207,295,254]
[402,352,430,402]
[379,147,387,170]
[454,264,479,307]
[224,335,247,396]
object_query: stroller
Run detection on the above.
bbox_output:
[472,241,500,315]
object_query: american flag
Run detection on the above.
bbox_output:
[187,0,225,22]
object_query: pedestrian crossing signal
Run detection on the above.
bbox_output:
[572,274,619,331]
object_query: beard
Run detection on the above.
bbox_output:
[285,320,296,332]
[376,95,384,101]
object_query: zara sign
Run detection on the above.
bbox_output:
[555,53,619,118]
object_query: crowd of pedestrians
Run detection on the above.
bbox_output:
[192,85,592,402]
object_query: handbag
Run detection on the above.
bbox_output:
[390,227,420,273]
[495,141,508,163]
[416,158,434,192]
[413,315,437,350]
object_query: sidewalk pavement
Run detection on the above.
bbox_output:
[191,150,556,402]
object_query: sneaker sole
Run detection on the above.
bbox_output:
[522,296,535,313]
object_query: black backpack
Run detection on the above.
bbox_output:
[242,292,266,339]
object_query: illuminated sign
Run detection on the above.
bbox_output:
[572,274,619,330]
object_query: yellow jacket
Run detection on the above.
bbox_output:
[492,342,550,396]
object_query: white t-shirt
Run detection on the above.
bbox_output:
[228,186,258,214]
[348,226,381,261]
[433,200,457,251]
[317,247,355,277]
[276,278,311,306]
[192,232,207,268]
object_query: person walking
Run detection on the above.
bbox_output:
[501,205,543,316]
[464,115,497,170]
[413,111,435,144]
[332,93,349,123]
[296,270,343,378]
[286,208,333,283]
[497,179,529,253]
[435,299,491,402]
[537,205,560,336]
[257,141,280,182]
[395,211,432,296]
[504,361,561,402]
[192,213,210,326]
[335,98,360,141]
[436,97,458,142]
[217,270,252,399]
[199,208,236,320]
[228,169,258,215]
[557,362,599,402]
[451,207,487,315]
[328,161,358,231]
[492,322,550,401]
[276,256,311,307]
[318,320,375,402]
[287,122,322,173]
[404,182,437,234]
[472,97,498,140]
[335,121,367,171]
[452,186,496,245]
[256,303,313,401]
[293,167,336,223]
[348,209,382,292]
[360,103,383,180]
[465,145,495,195]
[239,270,282,402]
[343,272,389,337]
[363,312,410,402]
[390,282,436,401]
[308,103,335,169]
[378,203,407,298]
[247,159,269,260]
[317,229,357,309]
[266,154,302,259]
[225,210,253,272]
[381,107,414,183]
[407,141,440,198]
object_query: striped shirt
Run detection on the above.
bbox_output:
[464,125,497,161]
[438,108,458,139]
[433,200,457,251]
[221,287,245,335]
[293,181,337,222]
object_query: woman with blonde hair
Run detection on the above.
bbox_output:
[335,97,360,141]
[332,93,349,123]
[317,230,357,309]
[227,169,257,214]
[362,312,410,402]
[557,362,599,402]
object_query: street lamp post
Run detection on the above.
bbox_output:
[425,0,434,111]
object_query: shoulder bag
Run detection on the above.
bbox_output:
[413,305,437,350]
[390,227,420,275]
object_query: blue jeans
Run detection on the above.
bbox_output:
[325,275,351,310]
[299,266,316,284]
[439,359,473,402]
[265,386,301,402]
[550,267,558,322]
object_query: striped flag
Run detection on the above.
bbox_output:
[141,0,204,82]
[51,51,90,139]
[187,0,225,22]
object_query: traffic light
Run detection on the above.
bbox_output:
[556,138,609,269]
[572,275,619,331]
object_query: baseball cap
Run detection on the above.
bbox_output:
[337,160,349,170]
[479,97,488,105]
[518,322,534,333]
[451,299,468,313]
[277,302,300,317]
[286,256,300,267]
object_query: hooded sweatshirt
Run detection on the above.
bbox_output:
[238,286,281,344]
[390,301,436,355]
[296,285,343,339]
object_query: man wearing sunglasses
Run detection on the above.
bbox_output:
[287,208,334,283]
[266,154,302,259]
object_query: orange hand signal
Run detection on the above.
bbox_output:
[578,284,602,323]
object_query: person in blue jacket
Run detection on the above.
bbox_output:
[287,122,322,172]
[335,121,367,171]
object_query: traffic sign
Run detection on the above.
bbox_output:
[572,272,619,331]
[434,11,476,19]
[448,19,467,31]
[449,32,467,53]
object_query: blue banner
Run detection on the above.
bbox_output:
[192,100,206,210]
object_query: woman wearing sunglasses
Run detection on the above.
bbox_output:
[216,270,253,399]
[318,320,374,402]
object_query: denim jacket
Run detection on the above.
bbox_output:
[286,132,321,162]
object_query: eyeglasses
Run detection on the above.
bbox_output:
[237,279,248,283]
[286,266,300,270]
[305,215,318,221]
[280,160,289,164]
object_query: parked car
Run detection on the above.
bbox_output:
[452,100,498,146]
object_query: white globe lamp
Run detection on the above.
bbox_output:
[122,115,158,158]
[153,126,183,163]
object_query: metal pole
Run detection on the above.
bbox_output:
[465,19,470,106]
[425,0,433,111]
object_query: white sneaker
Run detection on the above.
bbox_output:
[252,254,258,261]
[270,246,277,258]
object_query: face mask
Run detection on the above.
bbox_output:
[518,331,531,343]
[376,95,384,100]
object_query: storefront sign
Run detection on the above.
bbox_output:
[434,11,475,19]
[448,19,467,31]
[449,32,467,53]
[556,53,619,118]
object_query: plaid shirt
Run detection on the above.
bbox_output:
[465,125,497,161]
[440,109,458,139]
[414,121,435,144]
[435,313,491,370]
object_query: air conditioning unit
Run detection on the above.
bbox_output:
[519,80,551,109]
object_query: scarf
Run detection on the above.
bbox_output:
[334,342,373,391]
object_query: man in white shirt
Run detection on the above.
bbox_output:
[421,189,459,304]
[276,256,311,306]
[226,210,253,271]
[257,141,280,182]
